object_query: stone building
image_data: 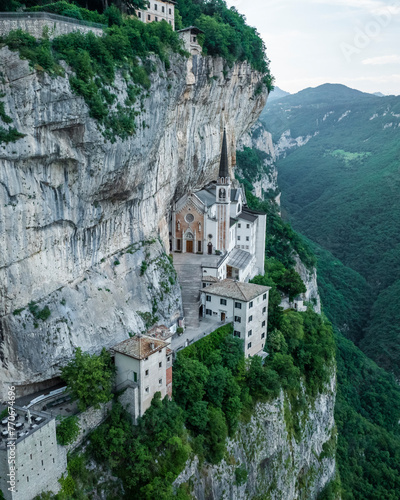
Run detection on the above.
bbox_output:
[135,0,176,29]
[170,130,266,282]
[112,333,173,423]
[177,26,203,55]
[0,408,67,500]
[200,280,270,358]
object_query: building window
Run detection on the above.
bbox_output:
[246,224,250,229]
[238,236,241,241]
[262,307,266,314]
[159,362,162,368]
[169,20,171,24]
[246,236,249,241]
[154,3,157,9]
[169,8,172,14]
[167,356,171,362]
[148,14,151,20]
[155,16,158,21]
[235,302,242,309]
[206,295,211,302]
[248,315,253,322]
[185,213,195,223]
[248,330,252,337]
[263,293,267,300]
[133,372,138,382]
[234,330,241,337]
[220,298,227,305]
[203,283,207,288]
[247,342,252,349]
[234,316,241,323]
[162,6,165,12]
[145,369,149,376]
[249,301,253,308]
[138,11,141,18]
[262,320,266,327]
[261,332,266,339]
[30,454,32,460]
[159,379,162,385]
[206,308,212,315]
[145,387,149,393]
[27,477,29,483]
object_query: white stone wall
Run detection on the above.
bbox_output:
[0,419,67,500]
[140,346,168,414]
[66,401,111,453]
[0,15,104,39]
[255,214,267,276]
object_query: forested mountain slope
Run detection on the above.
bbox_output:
[260,84,400,376]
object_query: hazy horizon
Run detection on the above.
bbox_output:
[226,0,400,96]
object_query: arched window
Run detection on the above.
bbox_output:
[219,188,226,200]
[185,213,195,223]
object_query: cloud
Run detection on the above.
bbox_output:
[362,55,400,64]
[310,0,400,15]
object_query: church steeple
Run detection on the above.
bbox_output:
[218,129,230,181]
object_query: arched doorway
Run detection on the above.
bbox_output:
[208,242,213,255]
[185,231,194,253]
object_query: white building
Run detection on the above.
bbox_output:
[200,280,270,358]
[112,334,173,422]
[0,408,66,500]
[170,130,267,282]
[135,0,176,29]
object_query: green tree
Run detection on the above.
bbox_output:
[56,415,80,445]
[60,347,115,412]
[205,407,228,464]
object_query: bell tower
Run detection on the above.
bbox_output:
[216,129,231,252]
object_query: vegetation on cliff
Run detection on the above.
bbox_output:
[0,0,273,143]
[245,84,400,499]
[175,0,273,89]
[262,84,400,377]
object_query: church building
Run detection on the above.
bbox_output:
[170,131,266,282]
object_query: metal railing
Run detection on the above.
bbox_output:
[0,11,106,29]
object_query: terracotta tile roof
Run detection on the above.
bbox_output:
[202,279,270,302]
[147,324,173,340]
[202,276,219,282]
[112,335,168,360]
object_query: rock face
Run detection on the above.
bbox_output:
[0,47,266,398]
[175,375,336,499]
[238,122,280,205]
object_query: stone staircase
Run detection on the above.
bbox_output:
[174,261,202,328]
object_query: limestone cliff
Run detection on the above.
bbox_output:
[0,47,266,398]
[175,375,336,500]
[238,122,281,205]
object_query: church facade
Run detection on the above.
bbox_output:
[170,131,266,282]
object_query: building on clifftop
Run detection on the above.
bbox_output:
[112,332,172,423]
[135,0,176,29]
[200,280,270,358]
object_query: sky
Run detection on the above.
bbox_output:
[225,0,400,95]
